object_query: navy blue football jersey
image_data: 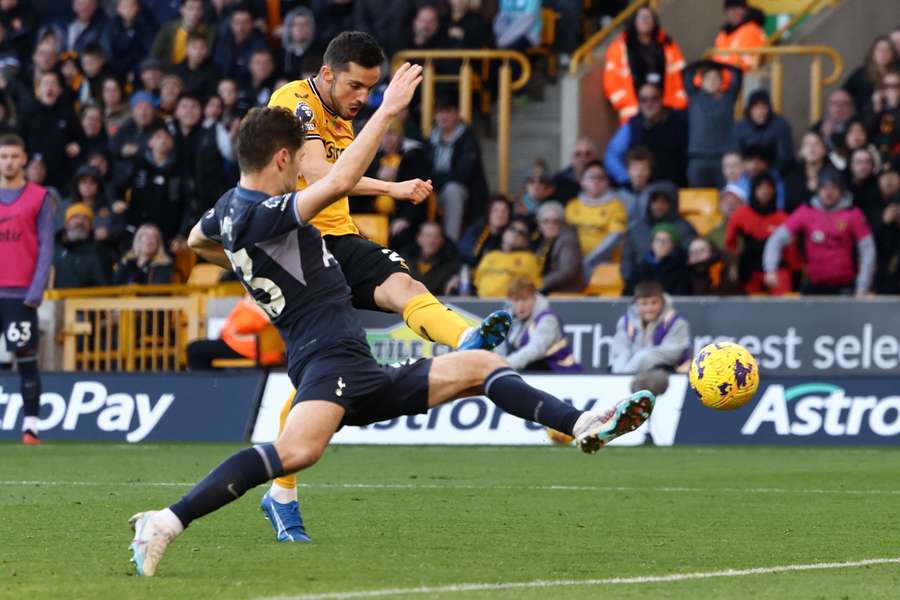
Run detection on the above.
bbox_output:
[201,186,369,374]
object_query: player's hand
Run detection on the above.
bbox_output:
[392,178,432,203]
[381,63,423,117]
[763,272,779,290]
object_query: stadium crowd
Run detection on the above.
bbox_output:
[4,1,900,298]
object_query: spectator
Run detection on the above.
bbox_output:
[626,223,691,296]
[217,78,243,122]
[102,0,158,80]
[312,0,356,51]
[109,90,163,161]
[784,131,833,212]
[459,195,512,266]
[445,0,489,50]
[686,237,722,295]
[428,96,488,241]
[736,145,786,212]
[873,169,900,293]
[713,0,766,73]
[555,136,598,203]
[564,161,627,273]
[611,279,691,374]
[848,147,882,231]
[726,173,797,295]
[764,169,875,296]
[282,6,323,79]
[75,43,112,107]
[603,5,687,124]
[733,89,794,175]
[19,37,60,108]
[19,72,81,189]
[122,125,185,244]
[240,48,278,108]
[72,104,108,168]
[617,147,654,224]
[605,82,689,187]
[683,59,742,188]
[187,295,285,369]
[101,76,130,136]
[830,118,881,172]
[158,74,184,117]
[493,0,541,51]
[517,171,560,218]
[474,219,542,297]
[112,223,173,284]
[411,5,445,51]
[621,181,697,285]
[64,0,108,54]
[173,32,222,99]
[353,0,414,58]
[868,69,899,167]
[213,5,269,79]
[196,94,234,207]
[496,277,581,372]
[171,92,203,181]
[138,57,164,96]
[814,88,855,152]
[534,201,584,294]
[59,165,125,248]
[721,150,744,187]
[150,0,213,67]
[707,183,746,251]
[0,0,36,61]
[52,202,112,288]
[843,35,898,115]
[405,221,461,296]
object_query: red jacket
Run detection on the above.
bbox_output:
[726,204,801,278]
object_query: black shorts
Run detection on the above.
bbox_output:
[291,342,431,428]
[0,298,38,354]
[324,234,409,312]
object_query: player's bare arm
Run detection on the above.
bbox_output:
[293,63,424,222]
[187,224,230,269]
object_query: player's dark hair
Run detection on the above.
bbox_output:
[235,107,306,173]
[323,31,385,72]
[0,133,25,149]
[634,279,665,299]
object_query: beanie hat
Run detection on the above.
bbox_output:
[130,90,158,109]
[65,202,94,225]
[721,183,748,203]
[651,222,680,246]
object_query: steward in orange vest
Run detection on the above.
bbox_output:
[714,0,767,73]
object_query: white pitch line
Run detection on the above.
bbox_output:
[3,480,900,497]
[257,557,900,600]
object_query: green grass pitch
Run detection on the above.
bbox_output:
[2,443,899,599]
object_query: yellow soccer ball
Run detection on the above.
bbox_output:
[689,342,760,410]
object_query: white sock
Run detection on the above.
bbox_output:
[573,412,594,437]
[22,416,38,433]
[155,508,185,536]
[269,483,297,504]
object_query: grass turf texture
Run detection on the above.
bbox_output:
[2,444,899,599]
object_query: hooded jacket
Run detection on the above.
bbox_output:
[282,7,323,78]
[620,181,697,283]
[733,90,795,174]
[496,293,581,372]
[610,293,691,373]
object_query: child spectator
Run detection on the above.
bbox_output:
[459,196,512,266]
[474,219,542,297]
[721,151,744,186]
[683,59,743,188]
[626,224,691,296]
[707,184,746,251]
[737,145,786,211]
[764,169,875,296]
[534,201,584,294]
[618,147,654,224]
[495,277,581,372]
[686,237,723,295]
[113,223,173,284]
[564,161,628,274]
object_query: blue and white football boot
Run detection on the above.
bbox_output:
[573,390,656,453]
[260,491,312,542]
[129,511,177,577]
[457,309,513,351]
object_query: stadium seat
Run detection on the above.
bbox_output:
[679,188,721,236]
[353,214,389,247]
[528,9,561,79]
[584,263,624,297]
[187,263,227,286]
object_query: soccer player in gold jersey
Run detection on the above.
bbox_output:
[260,32,511,541]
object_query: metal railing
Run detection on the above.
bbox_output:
[569,0,660,75]
[703,45,843,123]
[62,295,203,372]
[46,282,243,299]
[393,49,531,195]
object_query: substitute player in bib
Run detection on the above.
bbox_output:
[0,134,53,445]
[127,71,654,576]
[263,31,511,539]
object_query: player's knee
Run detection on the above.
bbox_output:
[276,441,326,473]
[467,350,507,385]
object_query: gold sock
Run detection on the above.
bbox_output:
[272,390,297,490]
[401,292,471,348]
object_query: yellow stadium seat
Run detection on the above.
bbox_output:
[584,263,624,297]
[527,9,561,78]
[187,263,226,286]
[353,214,389,247]
[679,188,721,236]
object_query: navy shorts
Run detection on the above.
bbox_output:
[0,298,38,354]
[291,342,431,428]
[324,234,409,313]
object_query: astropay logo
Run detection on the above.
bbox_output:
[741,383,900,438]
[0,381,174,442]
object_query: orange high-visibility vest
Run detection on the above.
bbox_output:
[713,21,767,72]
[220,297,285,365]
[603,30,688,124]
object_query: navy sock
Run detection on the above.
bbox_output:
[484,368,583,435]
[170,444,285,528]
[17,355,40,419]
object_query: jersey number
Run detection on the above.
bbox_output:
[225,248,286,319]
[6,321,32,344]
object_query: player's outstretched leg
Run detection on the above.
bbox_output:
[129,401,342,575]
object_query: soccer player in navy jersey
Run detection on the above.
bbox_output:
[127,64,655,576]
